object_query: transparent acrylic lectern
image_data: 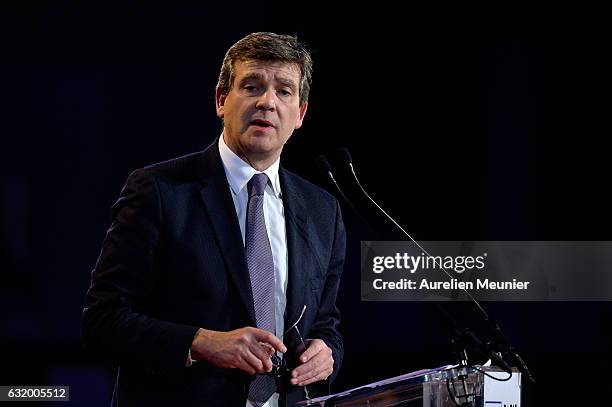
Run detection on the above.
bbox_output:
[297,365,521,407]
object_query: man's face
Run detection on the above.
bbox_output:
[216,59,308,164]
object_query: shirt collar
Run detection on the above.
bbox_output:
[218,133,282,198]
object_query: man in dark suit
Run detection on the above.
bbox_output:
[82,32,345,406]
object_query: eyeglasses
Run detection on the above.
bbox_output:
[262,305,307,381]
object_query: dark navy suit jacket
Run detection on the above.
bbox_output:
[81,140,346,406]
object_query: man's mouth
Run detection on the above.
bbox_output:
[250,119,274,128]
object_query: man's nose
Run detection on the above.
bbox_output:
[255,88,276,111]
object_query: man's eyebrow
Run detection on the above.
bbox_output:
[276,77,298,90]
[239,73,264,83]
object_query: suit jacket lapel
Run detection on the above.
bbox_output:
[280,168,310,349]
[196,141,256,325]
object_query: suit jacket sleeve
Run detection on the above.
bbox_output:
[308,200,346,384]
[81,168,199,382]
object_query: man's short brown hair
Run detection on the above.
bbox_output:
[216,32,313,106]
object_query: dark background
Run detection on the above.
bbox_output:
[1,1,610,405]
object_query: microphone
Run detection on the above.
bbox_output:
[335,147,533,381]
[488,319,535,383]
[315,155,381,239]
[461,328,514,375]
[315,156,340,194]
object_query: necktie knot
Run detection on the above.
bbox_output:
[248,173,269,197]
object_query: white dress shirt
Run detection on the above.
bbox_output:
[218,134,288,407]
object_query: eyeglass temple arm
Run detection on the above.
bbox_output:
[280,305,307,338]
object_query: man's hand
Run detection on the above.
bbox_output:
[290,339,333,386]
[191,327,286,375]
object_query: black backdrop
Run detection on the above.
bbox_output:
[1,1,611,405]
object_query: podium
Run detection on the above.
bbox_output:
[297,365,521,407]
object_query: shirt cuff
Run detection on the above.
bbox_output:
[186,329,202,367]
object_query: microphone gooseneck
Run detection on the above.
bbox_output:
[336,147,490,319]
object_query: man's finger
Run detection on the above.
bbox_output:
[251,328,287,353]
[293,361,320,382]
[292,353,320,378]
[299,339,324,363]
[292,355,333,386]
[248,343,273,372]
[259,342,276,357]
[292,349,327,379]
[297,367,333,386]
[239,354,259,375]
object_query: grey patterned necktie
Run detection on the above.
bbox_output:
[246,173,276,406]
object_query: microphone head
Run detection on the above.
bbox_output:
[336,147,353,166]
[315,155,332,174]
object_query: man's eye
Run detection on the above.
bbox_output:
[243,85,258,92]
[278,89,292,96]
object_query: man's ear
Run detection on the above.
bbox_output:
[215,87,226,119]
[294,102,308,129]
